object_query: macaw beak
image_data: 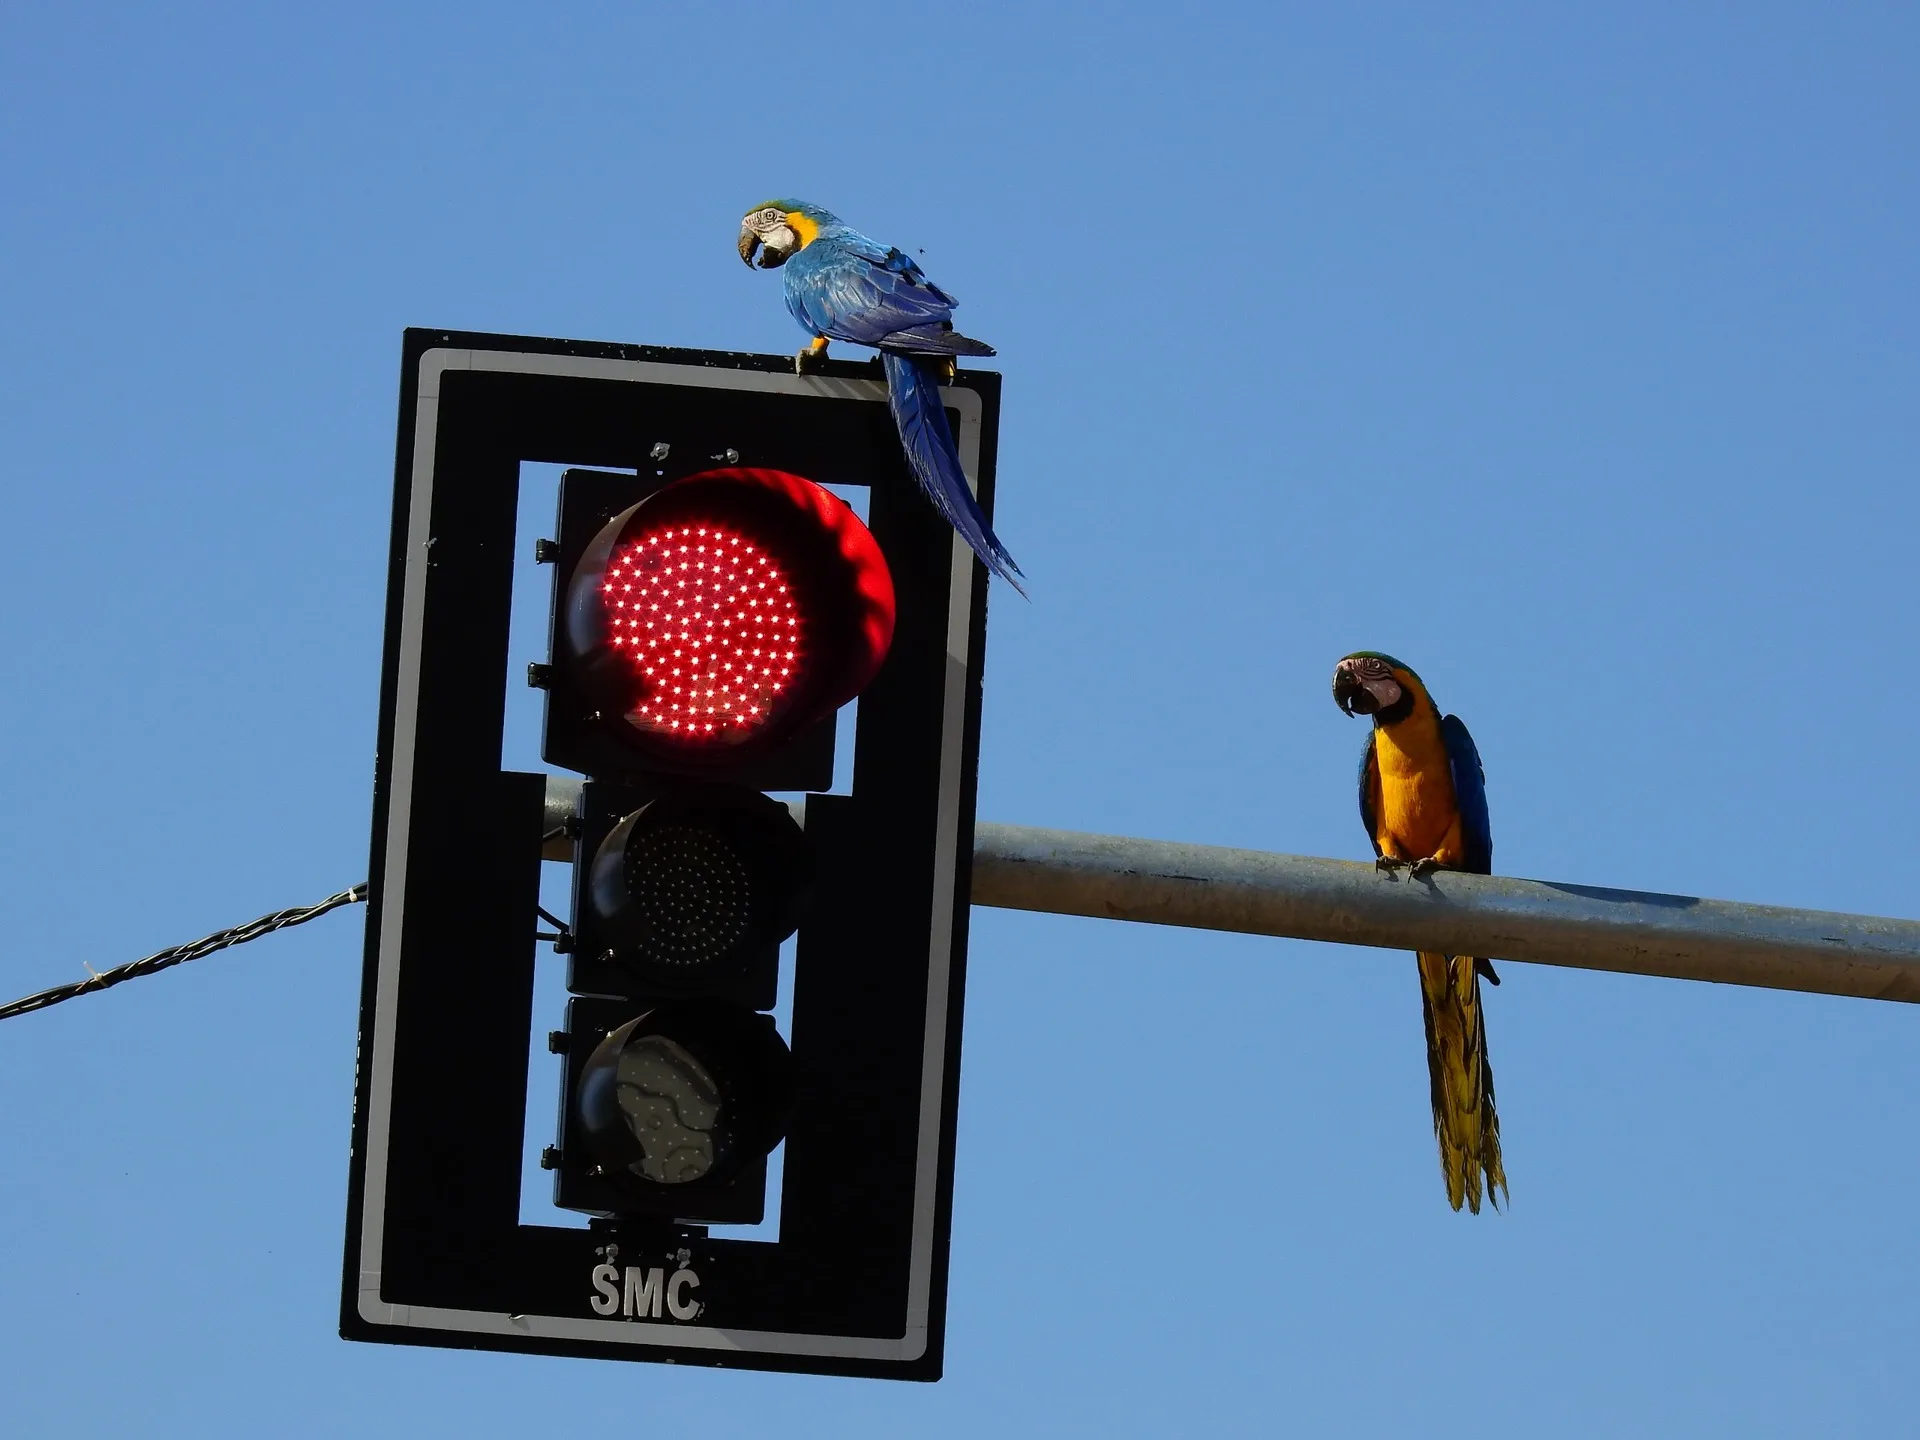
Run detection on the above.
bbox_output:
[1332,662,1402,717]
[739,219,796,270]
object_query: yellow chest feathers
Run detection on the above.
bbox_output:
[1372,720,1459,858]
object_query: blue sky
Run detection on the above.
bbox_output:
[3,2,1916,1433]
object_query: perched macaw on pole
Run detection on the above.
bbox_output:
[737,199,1025,595]
[1332,652,1508,1214]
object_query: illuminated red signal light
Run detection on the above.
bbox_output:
[602,523,802,742]
[563,469,895,762]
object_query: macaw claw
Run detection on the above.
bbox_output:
[1375,855,1444,879]
[794,337,831,375]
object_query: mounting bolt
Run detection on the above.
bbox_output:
[527,663,553,689]
[547,1030,569,1054]
[540,1147,563,1170]
[533,538,559,563]
[552,933,573,955]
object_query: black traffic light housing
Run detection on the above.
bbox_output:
[564,779,807,1009]
[536,459,888,1224]
[343,330,998,1381]
[550,996,792,1225]
[537,465,892,791]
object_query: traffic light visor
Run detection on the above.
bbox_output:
[564,468,895,761]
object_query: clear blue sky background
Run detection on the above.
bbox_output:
[3,2,1916,1434]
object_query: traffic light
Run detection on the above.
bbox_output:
[537,463,895,1226]
[343,330,998,1380]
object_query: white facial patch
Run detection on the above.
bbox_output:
[1366,677,1404,710]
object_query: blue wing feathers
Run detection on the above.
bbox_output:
[784,235,963,347]
[1440,714,1492,875]
[1358,732,1382,857]
[779,223,1023,592]
[880,323,996,356]
[881,352,1026,594]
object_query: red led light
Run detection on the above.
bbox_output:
[558,467,895,767]
[600,522,803,743]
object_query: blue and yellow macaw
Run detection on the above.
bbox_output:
[737,200,1025,594]
[1332,652,1508,1214]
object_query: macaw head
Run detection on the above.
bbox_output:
[1332,652,1426,724]
[738,199,840,269]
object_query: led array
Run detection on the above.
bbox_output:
[623,822,752,966]
[603,523,803,741]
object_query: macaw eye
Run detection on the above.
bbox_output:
[760,209,781,226]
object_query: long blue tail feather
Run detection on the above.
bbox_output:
[880,350,1027,596]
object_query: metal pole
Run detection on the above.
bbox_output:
[539,778,1920,1003]
[970,823,1920,1004]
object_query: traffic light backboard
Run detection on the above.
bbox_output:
[342,329,997,1380]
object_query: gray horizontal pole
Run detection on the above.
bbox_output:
[538,777,1920,1003]
[970,823,1920,1004]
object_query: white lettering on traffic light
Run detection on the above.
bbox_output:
[589,1263,620,1316]
[589,1264,704,1322]
[667,1267,701,1320]
[624,1266,664,1317]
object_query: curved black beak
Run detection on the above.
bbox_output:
[1332,661,1400,717]
[738,221,794,270]
[1332,667,1372,717]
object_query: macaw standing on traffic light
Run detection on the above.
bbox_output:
[1332,652,1508,1214]
[737,200,1026,595]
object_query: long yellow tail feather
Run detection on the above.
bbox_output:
[1416,951,1507,1213]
